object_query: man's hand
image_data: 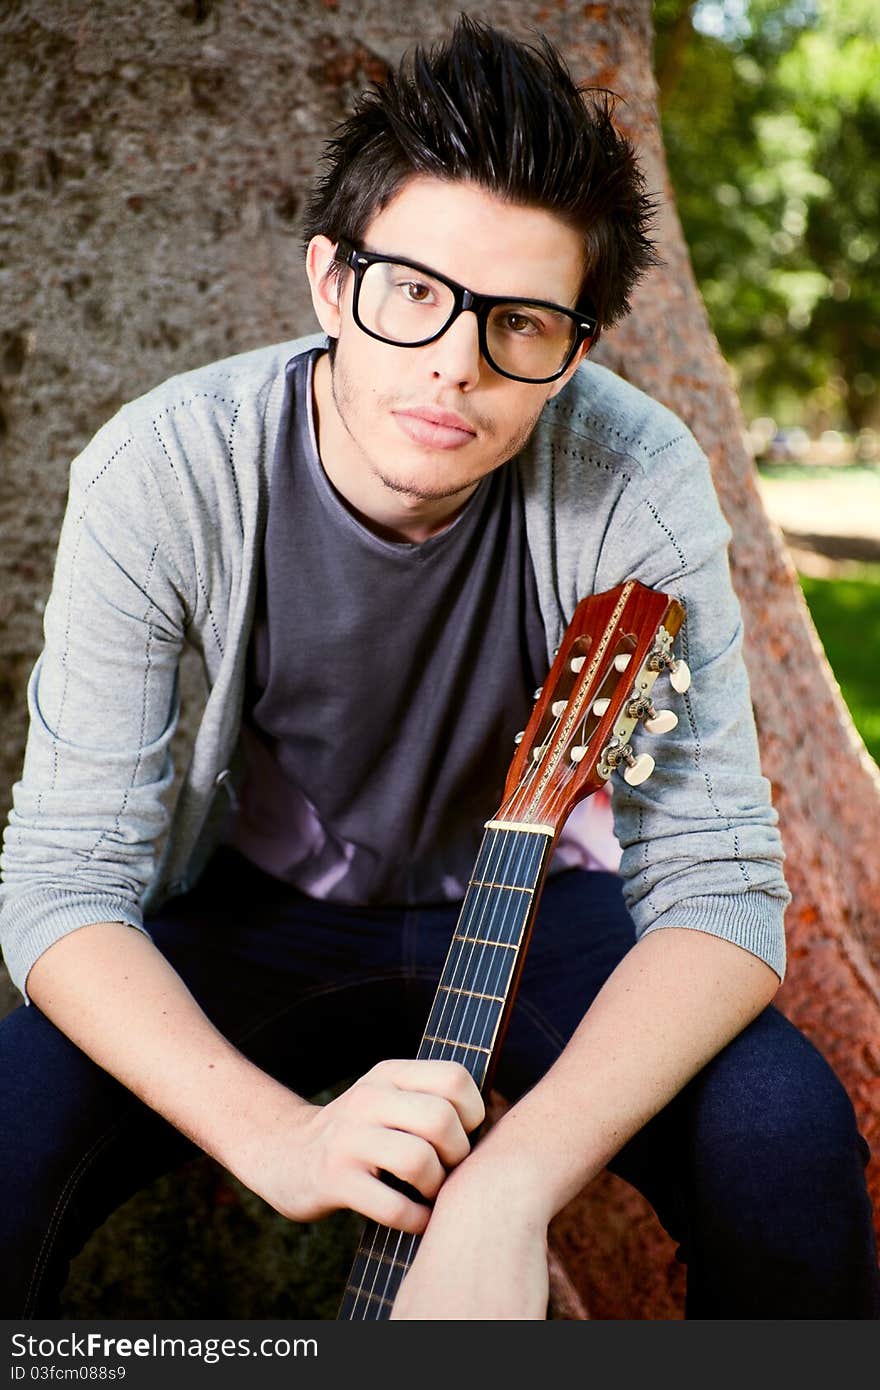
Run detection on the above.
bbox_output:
[240,1058,485,1234]
[28,926,484,1239]
[389,1161,551,1319]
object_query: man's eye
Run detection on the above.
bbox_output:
[399,280,432,302]
[502,311,541,334]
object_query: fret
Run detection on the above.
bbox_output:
[422,1034,492,1055]
[468,878,533,894]
[452,931,518,949]
[470,830,547,889]
[349,1246,410,1278]
[339,1227,417,1319]
[437,984,505,1004]
[344,1283,393,1309]
[423,990,504,1050]
[339,1282,396,1319]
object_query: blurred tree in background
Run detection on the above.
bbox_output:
[653,0,880,434]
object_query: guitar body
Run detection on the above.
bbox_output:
[338,578,687,1319]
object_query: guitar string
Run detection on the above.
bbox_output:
[347,700,591,1316]
[378,825,538,1316]
[426,815,537,1064]
[358,817,528,1317]
[349,825,515,1317]
[354,616,663,1314]
[345,642,622,1316]
[397,673,598,1308]
[364,823,530,1317]
[465,834,545,1060]
[346,674,586,1315]
[428,831,530,1088]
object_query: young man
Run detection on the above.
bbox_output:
[0,17,877,1319]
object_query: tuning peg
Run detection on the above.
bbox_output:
[570,656,586,673]
[648,647,692,694]
[623,751,655,786]
[669,659,691,694]
[592,697,610,717]
[570,745,588,763]
[551,700,567,718]
[602,741,655,785]
[532,746,546,761]
[625,695,678,734]
[644,708,678,734]
[514,730,524,745]
[613,653,631,672]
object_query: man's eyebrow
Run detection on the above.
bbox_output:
[358,244,583,310]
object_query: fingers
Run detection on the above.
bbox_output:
[344,1171,433,1235]
[354,1085,474,1169]
[277,1059,486,1228]
[368,1126,446,1202]
[367,1058,486,1133]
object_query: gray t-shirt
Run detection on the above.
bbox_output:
[229,348,554,904]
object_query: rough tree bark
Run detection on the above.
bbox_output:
[0,0,876,1318]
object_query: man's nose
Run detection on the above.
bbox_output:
[428,308,483,389]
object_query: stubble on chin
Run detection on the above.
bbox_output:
[328,351,546,503]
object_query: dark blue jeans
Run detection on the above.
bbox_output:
[1,847,878,1318]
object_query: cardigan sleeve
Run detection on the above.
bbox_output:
[591,431,790,981]
[0,411,190,1001]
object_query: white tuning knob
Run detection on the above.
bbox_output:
[570,745,588,763]
[623,752,655,786]
[551,699,567,718]
[644,709,678,734]
[670,659,691,694]
[514,730,524,744]
[592,697,610,717]
[613,653,631,672]
[533,686,543,700]
[532,746,546,761]
[570,655,586,673]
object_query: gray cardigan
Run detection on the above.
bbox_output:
[0,333,790,1000]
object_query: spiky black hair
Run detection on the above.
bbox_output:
[302,14,660,338]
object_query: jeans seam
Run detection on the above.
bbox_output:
[23,1124,121,1318]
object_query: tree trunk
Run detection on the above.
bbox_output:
[1,0,876,1319]
[505,0,880,1319]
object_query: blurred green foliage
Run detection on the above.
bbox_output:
[799,563,880,763]
[653,0,880,432]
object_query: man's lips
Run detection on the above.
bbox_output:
[392,407,478,450]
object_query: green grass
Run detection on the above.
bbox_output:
[799,563,880,765]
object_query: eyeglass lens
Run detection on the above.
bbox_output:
[358,260,578,380]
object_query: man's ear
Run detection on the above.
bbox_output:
[305,235,344,339]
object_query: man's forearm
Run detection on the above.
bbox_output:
[390,924,780,1317]
[25,921,485,1233]
[26,922,308,1180]
[439,925,780,1223]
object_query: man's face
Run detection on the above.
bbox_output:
[306,176,589,522]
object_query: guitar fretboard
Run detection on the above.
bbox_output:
[338,823,553,1320]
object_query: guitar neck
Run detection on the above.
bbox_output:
[338,822,554,1320]
[336,578,687,1319]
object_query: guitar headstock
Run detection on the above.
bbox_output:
[491,579,687,837]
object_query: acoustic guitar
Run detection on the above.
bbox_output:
[337,577,688,1319]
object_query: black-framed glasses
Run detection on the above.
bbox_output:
[335,238,599,385]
